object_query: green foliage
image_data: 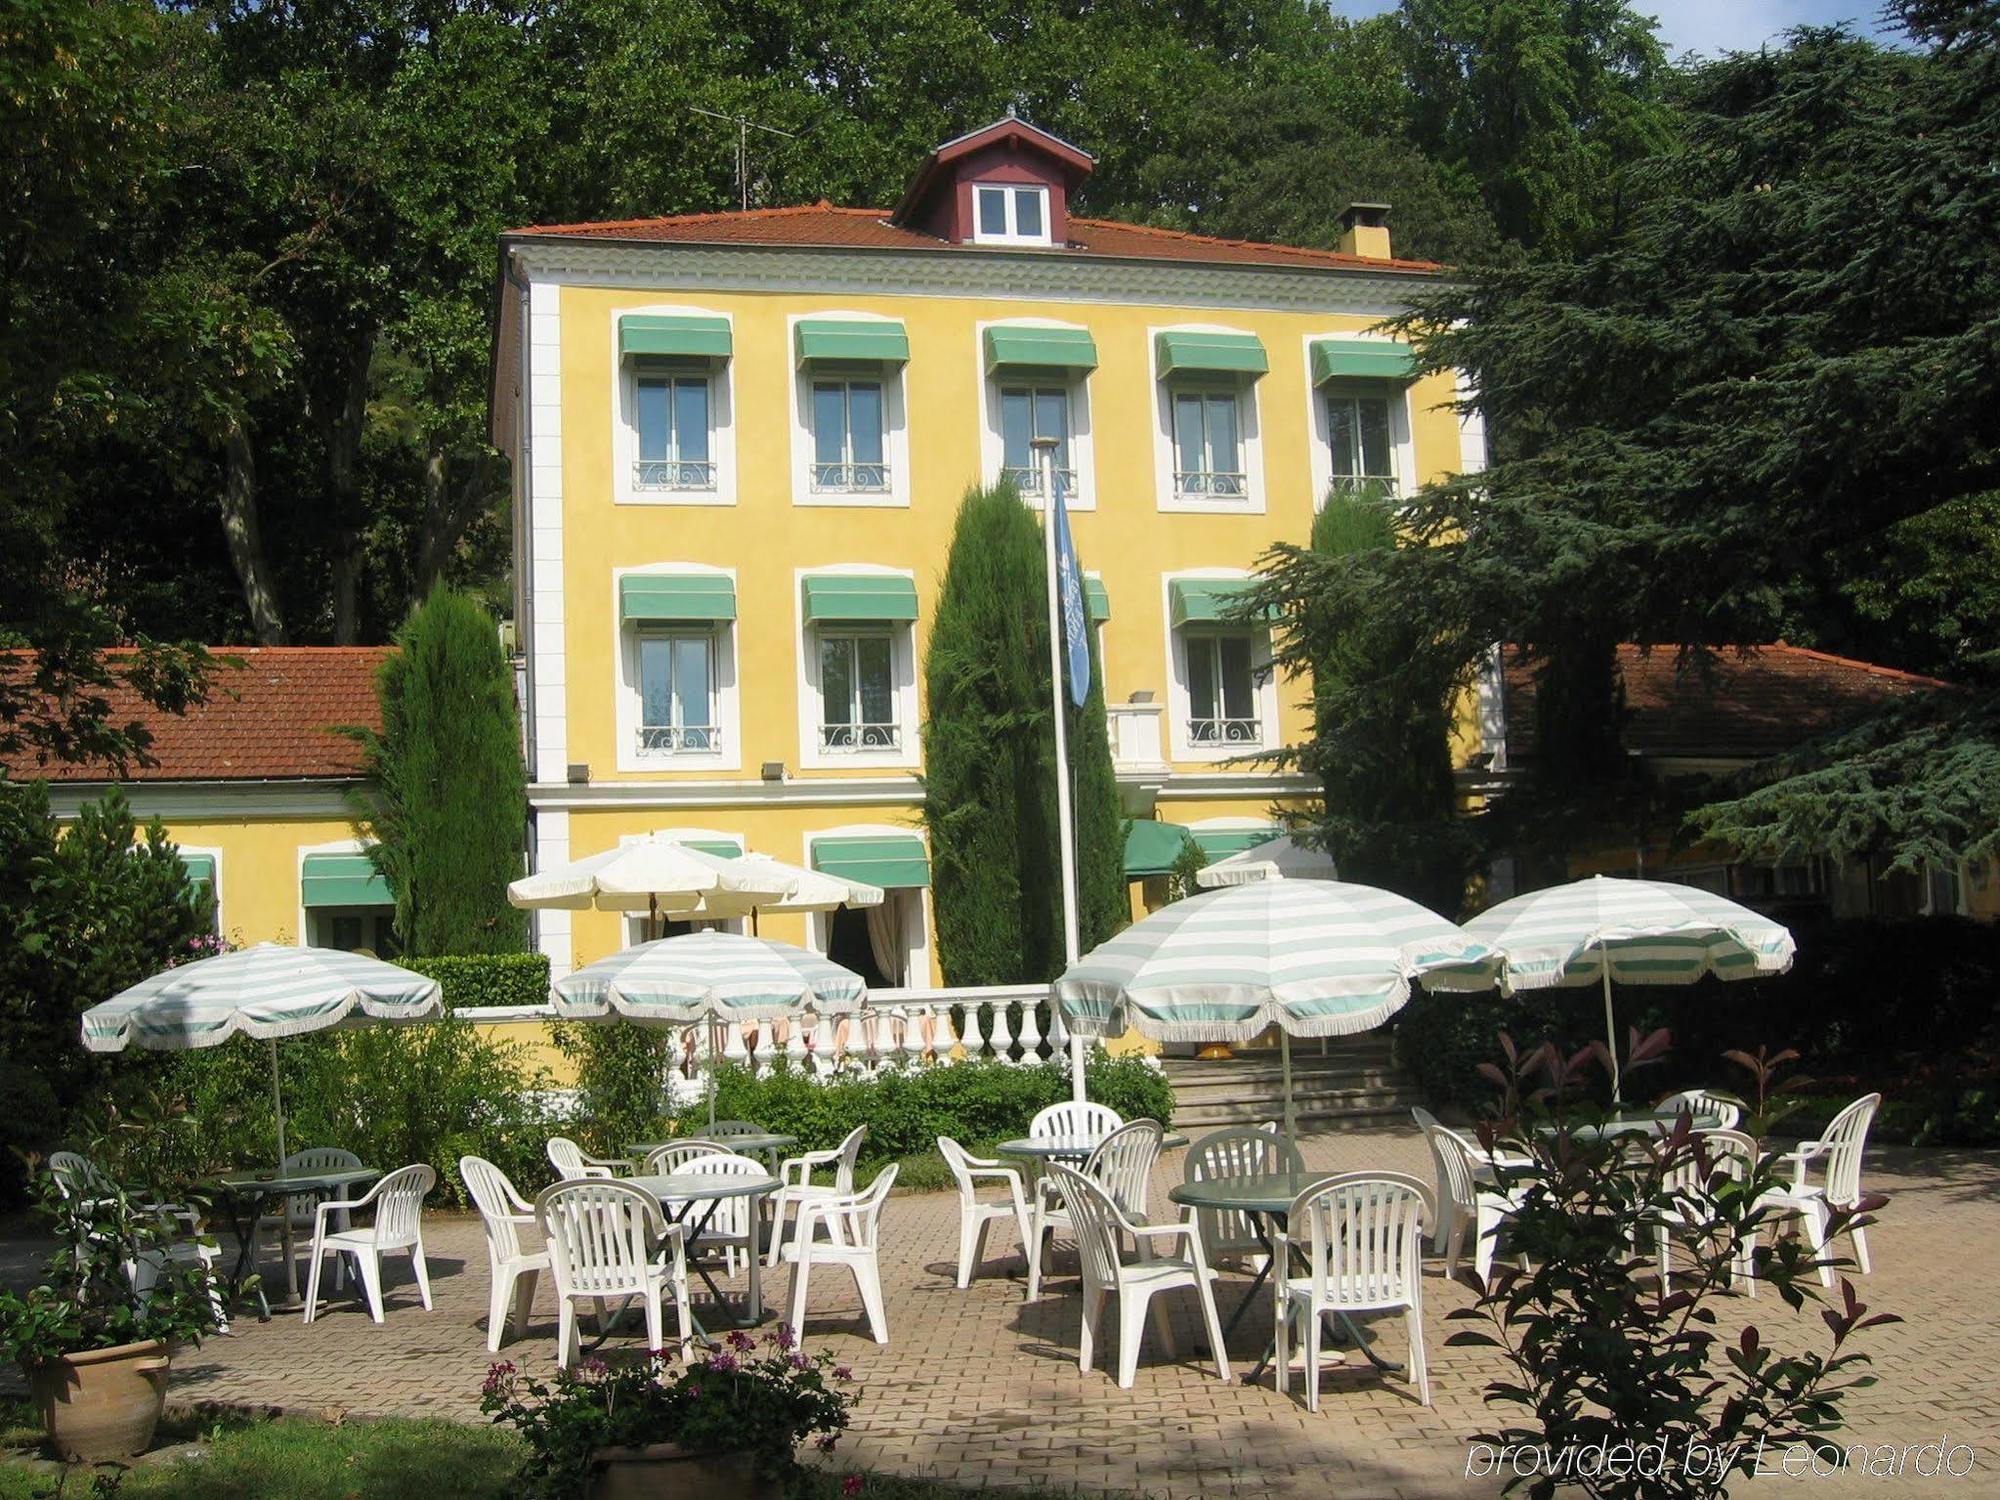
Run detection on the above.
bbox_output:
[922,484,1124,984]
[403,953,550,1011]
[482,1336,855,1498]
[549,1022,677,1158]
[1164,840,1210,904]
[350,586,527,956]
[0,783,214,1200]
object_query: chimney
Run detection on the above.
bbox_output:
[1337,202,1392,259]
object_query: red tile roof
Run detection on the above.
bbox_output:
[2,648,389,783]
[506,202,1443,274]
[1502,643,1948,764]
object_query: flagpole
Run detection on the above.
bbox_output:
[1034,438,1089,1106]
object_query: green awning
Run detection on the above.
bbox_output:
[795,319,910,366]
[812,835,929,889]
[178,853,215,895]
[984,326,1098,374]
[620,315,733,361]
[1310,337,1415,385]
[801,575,919,624]
[1124,820,1194,878]
[1168,579,1263,627]
[1083,577,1110,624]
[1190,826,1283,860]
[620,574,737,623]
[677,839,742,859]
[1156,331,1268,379]
[301,853,391,909]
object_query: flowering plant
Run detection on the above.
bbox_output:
[480,1328,855,1498]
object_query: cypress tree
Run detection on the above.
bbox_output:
[352,585,528,955]
[923,484,1125,984]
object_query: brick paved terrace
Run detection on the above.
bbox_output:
[13,1127,1999,1498]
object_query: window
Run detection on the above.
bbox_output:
[999,384,1073,497]
[1184,632,1258,745]
[638,631,718,754]
[1171,389,1245,498]
[633,369,714,490]
[810,380,888,493]
[308,907,397,957]
[818,631,899,751]
[1325,390,1396,498]
[972,184,1051,246]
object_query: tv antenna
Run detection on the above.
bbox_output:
[689,106,797,211]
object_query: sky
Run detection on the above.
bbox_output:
[1323,1,1911,59]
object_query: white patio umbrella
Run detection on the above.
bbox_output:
[79,942,443,1172]
[1053,881,1497,1137]
[687,853,884,930]
[1195,833,1340,888]
[552,930,868,1126]
[507,836,795,933]
[1462,874,1796,1103]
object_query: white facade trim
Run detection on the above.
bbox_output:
[792,564,921,772]
[973,316,1097,510]
[610,562,742,774]
[1148,323,1267,516]
[527,274,567,781]
[607,302,738,507]
[42,779,362,821]
[527,776,925,811]
[786,310,911,509]
[1301,330,1418,512]
[533,807,573,977]
[1154,771,1316,800]
[1159,568,1281,764]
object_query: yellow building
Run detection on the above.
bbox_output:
[489,118,1490,984]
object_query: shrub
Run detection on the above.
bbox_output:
[407,953,551,1011]
[549,1021,679,1158]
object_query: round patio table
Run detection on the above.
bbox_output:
[1168,1170,1403,1381]
[209,1165,380,1315]
[629,1132,798,1174]
[628,1170,780,1332]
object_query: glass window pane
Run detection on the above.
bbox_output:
[636,379,672,460]
[1174,392,1206,474]
[812,383,847,466]
[1327,397,1358,478]
[977,186,1007,237]
[675,379,710,463]
[1000,388,1033,472]
[1219,635,1255,720]
[1014,188,1043,238]
[1035,387,1069,468]
[1207,394,1239,473]
[639,636,672,726]
[1358,396,1392,478]
[857,636,894,724]
[820,636,854,724]
[1187,637,1217,719]
[672,636,710,727]
[846,382,884,465]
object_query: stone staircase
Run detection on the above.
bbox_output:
[1160,1033,1424,1133]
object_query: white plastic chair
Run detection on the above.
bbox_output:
[1414,1113,1530,1280]
[1183,1126,1304,1272]
[643,1140,728,1175]
[301,1163,436,1325]
[1275,1172,1432,1409]
[1048,1163,1231,1390]
[670,1151,766,1318]
[766,1125,867,1268]
[460,1156,548,1353]
[1659,1089,1744,1131]
[47,1153,227,1329]
[1653,1130,1758,1293]
[1028,1119,1165,1300]
[547,1137,632,1180]
[937,1136,1032,1288]
[261,1146,365,1291]
[536,1179,693,1367]
[1029,1101,1122,1143]
[1756,1093,1882,1286]
[777,1164,897,1347]
[706,1120,766,1139]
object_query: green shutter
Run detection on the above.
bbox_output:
[301,853,391,908]
[1083,576,1110,623]
[678,839,743,859]
[984,326,1098,373]
[1124,820,1193,877]
[619,315,733,360]
[1190,826,1283,860]
[1155,331,1268,379]
[812,835,929,889]
[801,575,918,624]
[1310,338,1415,385]
[795,319,910,365]
[178,853,215,895]
[1168,579,1263,626]
[619,574,737,623]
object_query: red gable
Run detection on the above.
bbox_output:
[891,116,1094,245]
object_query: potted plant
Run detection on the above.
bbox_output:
[0,1156,229,1462]
[482,1328,856,1499]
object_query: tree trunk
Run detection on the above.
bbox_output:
[324,330,374,645]
[415,445,493,595]
[220,419,287,645]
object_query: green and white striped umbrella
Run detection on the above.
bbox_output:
[1462,875,1795,1100]
[551,930,867,1026]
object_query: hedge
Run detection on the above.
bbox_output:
[405,952,551,1010]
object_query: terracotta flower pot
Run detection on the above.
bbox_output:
[590,1444,777,1500]
[28,1339,172,1462]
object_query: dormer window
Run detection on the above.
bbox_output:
[972,184,1051,246]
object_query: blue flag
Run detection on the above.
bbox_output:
[1052,473,1091,708]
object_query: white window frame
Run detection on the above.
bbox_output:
[975,321,1097,511]
[178,845,224,937]
[801,824,934,990]
[1150,325,1266,515]
[970,183,1053,247]
[794,566,920,771]
[1301,332,1416,512]
[634,628,721,757]
[610,305,735,507]
[1161,571,1280,762]
[814,627,903,755]
[612,564,741,773]
[789,312,910,509]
